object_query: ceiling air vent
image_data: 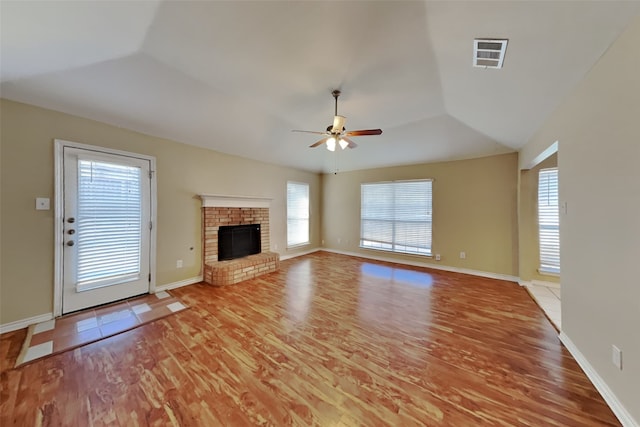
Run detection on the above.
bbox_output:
[473,39,508,69]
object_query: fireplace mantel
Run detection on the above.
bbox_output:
[198,194,271,208]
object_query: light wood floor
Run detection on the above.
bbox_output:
[0,252,619,426]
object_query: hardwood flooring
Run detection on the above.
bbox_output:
[0,251,619,426]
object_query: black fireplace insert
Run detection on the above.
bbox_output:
[218,224,261,261]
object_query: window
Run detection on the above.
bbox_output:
[360,180,432,256]
[76,159,143,289]
[538,168,560,274]
[287,181,309,247]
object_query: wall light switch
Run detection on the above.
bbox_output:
[35,197,50,210]
[612,345,622,370]
[561,201,568,215]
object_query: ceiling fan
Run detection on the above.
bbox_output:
[293,90,382,151]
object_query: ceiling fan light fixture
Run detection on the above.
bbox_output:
[332,115,346,133]
[326,137,336,151]
[338,138,348,150]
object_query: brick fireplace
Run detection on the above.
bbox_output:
[200,195,279,286]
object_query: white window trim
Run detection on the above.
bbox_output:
[54,139,157,317]
[359,179,433,257]
[538,167,560,275]
[286,181,310,248]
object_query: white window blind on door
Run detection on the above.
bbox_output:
[76,159,143,290]
[287,182,309,247]
[360,180,432,256]
[538,168,560,274]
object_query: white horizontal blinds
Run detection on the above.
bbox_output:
[538,167,560,274]
[76,159,143,290]
[361,180,432,256]
[287,182,310,246]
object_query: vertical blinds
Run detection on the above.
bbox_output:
[287,182,309,247]
[360,180,432,256]
[76,160,143,289]
[538,168,560,274]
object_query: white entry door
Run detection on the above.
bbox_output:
[62,146,152,314]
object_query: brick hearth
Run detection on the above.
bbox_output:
[201,205,279,286]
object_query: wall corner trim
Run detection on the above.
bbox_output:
[0,313,54,335]
[559,331,638,427]
[155,276,203,293]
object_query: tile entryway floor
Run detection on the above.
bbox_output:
[16,291,187,367]
[525,283,561,330]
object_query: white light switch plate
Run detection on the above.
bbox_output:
[35,197,50,210]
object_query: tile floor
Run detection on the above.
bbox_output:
[525,282,561,330]
[17,291,187,367]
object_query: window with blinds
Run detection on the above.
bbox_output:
[287,181,310,247]
[538,167,560,274]
[76,159,143,290]
[360,180,432,256]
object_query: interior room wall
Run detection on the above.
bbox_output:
[519,16,640,424]
[0,99,321,326]
[321,152,519,277]
[518,152,559,283]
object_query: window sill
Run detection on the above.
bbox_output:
[359,246,432,258]
[537,268,560,277]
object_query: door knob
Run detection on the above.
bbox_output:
[68,229,76,235]
[66,241,75,246]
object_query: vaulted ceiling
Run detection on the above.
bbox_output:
[2,1,639,172]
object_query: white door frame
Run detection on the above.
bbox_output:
[54,139,157,317]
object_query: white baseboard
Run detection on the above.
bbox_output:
[155,275,203,293]
[0,312,54,335]
[321,248,519,283]
[532,279,561,289]
[559,332,638,427]
[280,247,321,261]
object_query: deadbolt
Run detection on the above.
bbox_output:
[67,217,75,223]
[66,241,75,246]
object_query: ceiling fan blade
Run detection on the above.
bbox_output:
[292,130,327,135]
[309,137,330,148]
[342,137,358,149]
[345,129,383,137]
[331,115,346,133]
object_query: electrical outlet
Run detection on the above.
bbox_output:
[460,251,466,259]
[322,239,325,245]
[435,254,441,261]
[176,260,183,268]
[612,345,622,370]
[338,237,342,244]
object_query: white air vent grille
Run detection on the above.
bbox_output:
[473,39,508,69]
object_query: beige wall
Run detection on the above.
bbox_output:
[520,16,640,423]
[0,99,321,325]
[518,153,559,283]
[321,153,519,277]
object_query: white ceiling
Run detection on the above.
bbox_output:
[2,1,639,173]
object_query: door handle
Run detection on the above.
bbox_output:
[66,241,75,246]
